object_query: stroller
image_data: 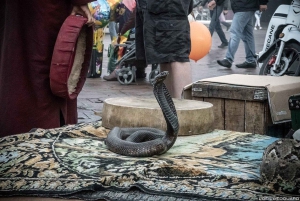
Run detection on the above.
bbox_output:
[113,29,160,85]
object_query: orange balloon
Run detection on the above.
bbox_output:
[189,21,212,62]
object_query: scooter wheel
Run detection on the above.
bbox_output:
[259,42,300,76]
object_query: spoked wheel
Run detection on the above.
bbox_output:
[259,43,300,76]
[117,66,135,85]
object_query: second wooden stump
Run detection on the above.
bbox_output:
[102,97,214,136]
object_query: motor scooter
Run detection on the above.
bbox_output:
[257,0,300,76]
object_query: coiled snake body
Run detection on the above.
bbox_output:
[105,71,179,157]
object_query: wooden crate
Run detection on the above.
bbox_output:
[191,81,290,135]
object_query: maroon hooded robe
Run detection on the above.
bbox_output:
[0,0,94,137]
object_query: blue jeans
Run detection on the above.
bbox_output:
[225,11,256,63]
[209,5,228,45]
[108,21,118,41]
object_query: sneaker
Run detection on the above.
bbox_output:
[217,59,232,68]
[218,43,228,48]
[235,61,256,68]
[259,27,262,30]
[254,27,257,30]
[103,71,118,81]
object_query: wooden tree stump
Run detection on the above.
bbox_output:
[102,97,215,136]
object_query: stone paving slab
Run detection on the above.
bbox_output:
[78,24,268,123]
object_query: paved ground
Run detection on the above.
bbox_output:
[77,23,268,123]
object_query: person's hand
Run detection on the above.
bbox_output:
[198,6,203,11]
[207,0,216,10]
[223,10,228,15]
[71,4,95,27]
[260,5,267,12]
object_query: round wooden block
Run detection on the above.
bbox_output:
[102,97,214,136]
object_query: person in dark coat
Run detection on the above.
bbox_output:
[199,0,229,48]
[135,0,194,98]
[217,0,268,68]
[0,0,95,137]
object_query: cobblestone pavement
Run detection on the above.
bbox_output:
[77,24,268,123]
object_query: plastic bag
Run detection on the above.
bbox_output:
[107,44,119,74]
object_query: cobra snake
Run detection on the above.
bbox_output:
[105,71,179,157]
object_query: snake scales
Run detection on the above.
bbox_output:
[105,71,179,157]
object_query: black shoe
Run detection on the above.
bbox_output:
[218,43,228,48]
[217,59,232,68]
[236,61,256,68]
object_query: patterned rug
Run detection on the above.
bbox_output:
[0,122,299,200]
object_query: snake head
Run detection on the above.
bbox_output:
[151,71,169,85]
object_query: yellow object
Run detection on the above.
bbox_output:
[111,36,118,45]
[107,0,122,21]
[119,35,127,44]
[93,28,105,52]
